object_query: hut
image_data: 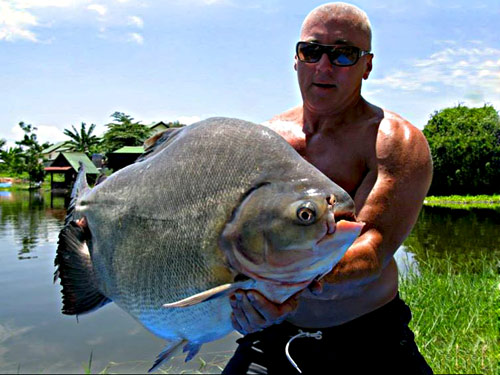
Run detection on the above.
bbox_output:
[41,141,72,166]
[44,152,99,191]
[148,121,169,135]
[106,146,144,172]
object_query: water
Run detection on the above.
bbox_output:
[0,191,499,373]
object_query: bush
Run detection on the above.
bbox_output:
[423,105,500,195]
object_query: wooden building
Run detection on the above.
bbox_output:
[41,141,72,166]
[44,152,99,191]
[106,146,144,172]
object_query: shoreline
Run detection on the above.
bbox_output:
[424,195,500,209]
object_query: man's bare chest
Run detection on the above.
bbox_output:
[302,134,369,196]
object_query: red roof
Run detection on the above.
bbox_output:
[44,166,72,171]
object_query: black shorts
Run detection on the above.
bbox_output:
[222,294,433,374]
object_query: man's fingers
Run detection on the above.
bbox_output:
[230,312,245,335]
[229,290,301,334]
[239,293,267,329]
[246,291,298,323]
[230,294,250,334]
[230,292,265,334]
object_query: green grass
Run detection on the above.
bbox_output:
[399,251,499,374]
[424,195,500,209]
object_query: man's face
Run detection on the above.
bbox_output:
[296,16,373,115]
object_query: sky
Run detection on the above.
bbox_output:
[1,0,499,147]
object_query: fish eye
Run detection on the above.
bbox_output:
[296,202,317,224]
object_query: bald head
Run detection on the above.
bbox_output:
[301,2,372,50]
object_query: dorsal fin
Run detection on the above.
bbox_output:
[137,127,184,163]
[65,162,90,225]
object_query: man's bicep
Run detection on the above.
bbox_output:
[353,128,432,262]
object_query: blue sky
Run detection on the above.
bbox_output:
[1,0,499,146]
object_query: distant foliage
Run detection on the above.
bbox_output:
[15,122,50,185]
[0,147,24,175]
[165,121,186,128]
[101,112,152,153]
[423,105,500,195]
[63,122,102,157]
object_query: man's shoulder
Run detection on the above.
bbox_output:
[377,109,431,172]
[261,106,305,150]
[263,106,303,127]
[378,109,427,147]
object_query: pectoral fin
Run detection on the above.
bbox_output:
[162,279,254,308]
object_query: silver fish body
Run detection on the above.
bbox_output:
[55,117,363,371]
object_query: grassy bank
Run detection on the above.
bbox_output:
[424,195,500,209]
[399,252,499,374]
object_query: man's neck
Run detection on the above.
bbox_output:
[302,96,371,135]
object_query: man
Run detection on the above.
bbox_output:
[223,3,433,374]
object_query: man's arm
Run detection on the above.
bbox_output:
[320,114,432,292]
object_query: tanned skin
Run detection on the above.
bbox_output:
[229,4,432,331]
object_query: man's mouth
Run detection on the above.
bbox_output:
[314,83,336,89]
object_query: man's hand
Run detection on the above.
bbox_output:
[229,290,299,335]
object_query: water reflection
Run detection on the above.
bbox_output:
[0,190,66,260]
[0,190,12,199]
[394,246,420,278]
[404,206,500,274]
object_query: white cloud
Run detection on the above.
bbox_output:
[10,124,67,145]
[177,116,201,125]
[128,32,143,44]
[371,42,500,103]
[14,0,89,8]
[88,3,107,16]
[0,1,39,42]
[0,0,143,43]
[128,15,143,28]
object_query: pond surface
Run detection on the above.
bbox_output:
[0,190,499,373]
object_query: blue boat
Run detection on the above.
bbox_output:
[0,181,12,188]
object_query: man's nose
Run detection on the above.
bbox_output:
[316,53,334,72]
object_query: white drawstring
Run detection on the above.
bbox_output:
[285,330,323,374]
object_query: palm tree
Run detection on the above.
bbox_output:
[63,122,101,156]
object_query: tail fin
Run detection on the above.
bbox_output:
[54,221,111,315]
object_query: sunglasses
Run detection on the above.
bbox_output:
[296,41,371,67]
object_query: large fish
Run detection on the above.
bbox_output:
[54,117,364,372]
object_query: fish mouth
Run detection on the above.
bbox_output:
[334,211,357,222]
[317,209,358,246]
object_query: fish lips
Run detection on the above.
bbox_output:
[313,220,365,253]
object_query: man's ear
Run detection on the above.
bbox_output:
[363,54,373,80]
[294,55,298,71]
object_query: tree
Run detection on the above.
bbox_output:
[63,122,101,156]
[15,122,50,186]
[422,104,500,195]
[101,112,152,153]
[0,146,24,175]
[165,121,186,128]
